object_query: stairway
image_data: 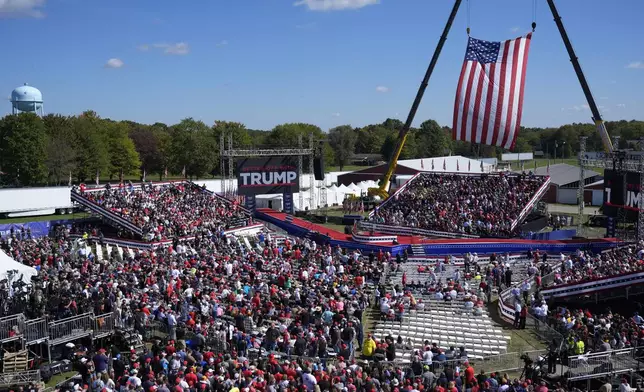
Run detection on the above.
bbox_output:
[410,244,426,256]
[70,191,143,237]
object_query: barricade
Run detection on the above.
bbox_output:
[94,312,116,339]
[48,312,94,346]
[24,317,49,345]
[566,348,638,381]
[369,349,547,374]
[0,370,41,388]
[0,313,26,343]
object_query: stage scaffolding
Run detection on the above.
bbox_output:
[220,133,316,211]
[578,136,644,241]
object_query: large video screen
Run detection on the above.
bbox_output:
[237,157,299,196]
[603,169,641,220]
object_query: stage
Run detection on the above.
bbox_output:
[255,208,619,256]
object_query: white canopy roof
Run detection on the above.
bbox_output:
[0,249,38,287]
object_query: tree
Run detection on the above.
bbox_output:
[265,123,324,147]
[328,125,357,170]
[212,121,252,149]
[42,114,77,185]
[416,120,450,157]
[129,125,163,177]
[380,130,418,162]
[382,118,404,131]
[71,113,109,182]
[0,113,47,186]
[354,125,390,154]
[170,118,218,179]
[105,122,141,179]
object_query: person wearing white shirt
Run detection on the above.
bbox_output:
[167,312,177,340]
[302,370,317,391]
[514,301,522,328]
[422,348,433,365]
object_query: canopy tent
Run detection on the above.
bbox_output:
[357,181,371,191]
[0,249,38,288]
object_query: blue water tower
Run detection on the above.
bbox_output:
[11,83,44,115]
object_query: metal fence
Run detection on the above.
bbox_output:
[498,262,565,349]
[24,317,49,345]
[0,370,41,388]
[565,348,642,381]
[48,312,94,346]
[370,349,547,374]
[94,312,116,339]
[0,313,26,343]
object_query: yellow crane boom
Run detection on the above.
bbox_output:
[369,0,463,199]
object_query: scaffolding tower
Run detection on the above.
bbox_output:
[579,143,644,241]
[220,133,316,211]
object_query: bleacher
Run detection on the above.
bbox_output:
[368,172,550,238]
[373,302,510,360]
[70,181,251,241]
[371,257,552,362]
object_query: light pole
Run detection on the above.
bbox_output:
[562,141,566,161]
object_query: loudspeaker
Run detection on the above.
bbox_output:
[314,156,325,181]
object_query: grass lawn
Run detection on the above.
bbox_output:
[514,158,605,175]
[44,371,79,388]
[0,212,94,224]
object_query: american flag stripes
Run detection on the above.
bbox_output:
[453,34,532,149]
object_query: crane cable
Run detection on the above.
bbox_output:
[466,0,471,36]
[532,0,537,31]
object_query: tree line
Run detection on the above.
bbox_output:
[0,110,643,187]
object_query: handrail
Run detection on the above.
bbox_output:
[71,191,143,236]
[358,221,479,239]
[497,262,564,347]
[369,173,421,218]
[511,176,551,232]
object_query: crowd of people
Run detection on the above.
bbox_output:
[546,245,644,287]
[3,177,643,392]
[550,305,644,356]
[73,182,250,241]
[1,226,562,391]
[369,173,547,237]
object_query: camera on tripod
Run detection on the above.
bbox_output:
[520,353,534,366]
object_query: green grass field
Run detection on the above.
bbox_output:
[511,158,604,174]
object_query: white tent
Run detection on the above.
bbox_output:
[348,183,361,195]
[0,249,38,288]
[357,181,370,192]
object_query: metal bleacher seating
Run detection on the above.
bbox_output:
[371,257,545,362]
[373,301,510,360]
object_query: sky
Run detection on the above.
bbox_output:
[1,0,643,132]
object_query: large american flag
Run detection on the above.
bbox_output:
[453,34,532,149]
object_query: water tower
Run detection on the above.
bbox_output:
[11,83,44,115]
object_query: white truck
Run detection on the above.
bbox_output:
[0,186,76,218]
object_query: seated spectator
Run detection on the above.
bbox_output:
[370,173,546,237]
[546,246,644,287]
[73,182,250,241]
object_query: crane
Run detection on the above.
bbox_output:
[545,0,613,153]
[370,0,614,200]
[368,0,463,199]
